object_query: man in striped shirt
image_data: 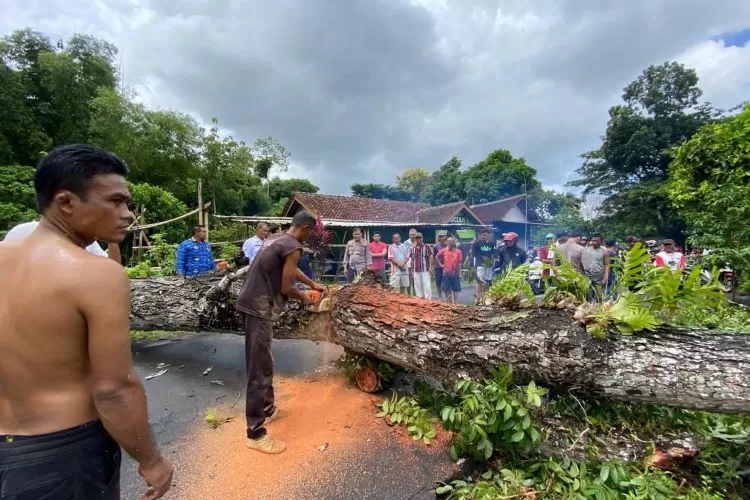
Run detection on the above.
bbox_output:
[410,233,433,300]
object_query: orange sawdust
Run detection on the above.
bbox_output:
[172,375,458,500]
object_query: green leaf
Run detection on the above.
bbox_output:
[435,485,453,495]
[511,431,525,442]
[599,465,610,484]
[503,403,513,421]
[529,428,541,443]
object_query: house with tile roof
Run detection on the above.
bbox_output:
[469,194,542,249]
[281,192,488,244]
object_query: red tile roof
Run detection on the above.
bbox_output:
[283,193,486,225]
[285,192,429,223]
[417,202,472,223]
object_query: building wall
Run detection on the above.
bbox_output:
[503,205,527,223]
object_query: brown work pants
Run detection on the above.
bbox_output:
[242,313,276,439]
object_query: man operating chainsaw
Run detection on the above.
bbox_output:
[235,210,325,454]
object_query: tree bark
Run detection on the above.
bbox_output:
[129,271,750,415]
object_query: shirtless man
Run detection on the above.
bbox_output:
[0,145,172,499]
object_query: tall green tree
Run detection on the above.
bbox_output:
[88,87,203,202]
[422,157,465,205]
[668,104,750,278]
[395,167,431,201]
[267,177,318,203]
[350,183,413,201]
[570,62,716,238]
[0,29,118,164]
[128,182,189,243]
[463,149,540,205]
[527,188,581,221]
[200,118,262,216]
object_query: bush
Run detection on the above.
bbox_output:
[128,182,189,244]
[209,221,250,243]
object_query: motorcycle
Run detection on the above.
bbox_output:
[527,257,545,295]
[718,267,737,293]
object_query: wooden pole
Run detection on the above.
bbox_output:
[197,179,204,226]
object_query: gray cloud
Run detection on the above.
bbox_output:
[3,0,750,197]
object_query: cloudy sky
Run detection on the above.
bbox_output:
[4,1,750,195]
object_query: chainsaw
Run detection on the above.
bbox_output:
[305,287,332,313]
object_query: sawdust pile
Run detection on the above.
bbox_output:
[172,375,456,500]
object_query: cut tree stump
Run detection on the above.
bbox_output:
[129,270,750,415]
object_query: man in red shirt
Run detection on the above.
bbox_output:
[436,237,463,304]
[368,232,388,282]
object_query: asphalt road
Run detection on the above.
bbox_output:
[125,334,467,500]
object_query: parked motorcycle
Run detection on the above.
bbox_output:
[718,267,737,293]
[527,257,545,295]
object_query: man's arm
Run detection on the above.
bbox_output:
[365,245,372,268]
[175,242,187,277]
[282,250,312,304]
[342,243,350,271]
[82,260,172,499]
[295,268,324,290]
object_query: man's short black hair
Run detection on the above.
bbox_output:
[591,233,603,239]
[480,229,489,235]
[192,225,205,235]
[373,231,380,236]
[34,144,129,211]
[291,210,316,228]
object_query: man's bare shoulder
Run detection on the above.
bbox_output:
[76,251,127,282]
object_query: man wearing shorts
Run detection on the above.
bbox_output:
[388,233,410,293]
[432,233,448,301]
[472,229,496,303]
[0,144,172,500]
[437,237,463,304]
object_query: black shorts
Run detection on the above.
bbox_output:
[0,420,121,499]
[442,276,461,292]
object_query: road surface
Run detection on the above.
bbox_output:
[125,334,469,500]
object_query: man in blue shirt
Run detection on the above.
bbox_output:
[176,225,216,277]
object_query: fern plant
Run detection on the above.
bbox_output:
[542,259,590,304]
[488,264,534,306]
[583,293,660,338]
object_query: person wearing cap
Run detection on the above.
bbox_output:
[409,232,433,299]
[654,239,685,271]
[494,232,527,274]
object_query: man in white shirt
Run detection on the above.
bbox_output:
[242,223,270,265]
[4,220,121,262]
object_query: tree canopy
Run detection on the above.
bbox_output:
[570,62,717,239]
[668,104,750,277]
[0,28,293,243]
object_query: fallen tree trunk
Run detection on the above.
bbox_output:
[129,272,750,415]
